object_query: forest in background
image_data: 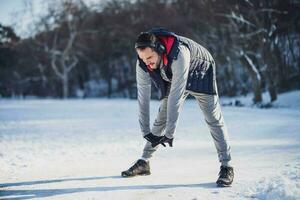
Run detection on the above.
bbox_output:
[0,0,299,104]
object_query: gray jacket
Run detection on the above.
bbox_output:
[137,33,217,138]
[136,44,214,138]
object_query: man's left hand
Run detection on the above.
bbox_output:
[158,135,173,147]
[144,133,162,147]
[144,133,173,148]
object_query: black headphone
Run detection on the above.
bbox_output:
[135,34,166,55]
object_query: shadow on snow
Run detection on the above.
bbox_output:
[0,175,217,200]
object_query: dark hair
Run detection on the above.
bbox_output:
[135,32,166,54]
[135,32,158,50]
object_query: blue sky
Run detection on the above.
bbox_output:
[0,0,100,38]
[0,0,25,26]
[0,0,38,37]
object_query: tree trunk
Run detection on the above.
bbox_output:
[263,42,278,102]
[240,53,262,103]
[252,80,263,103]
[268,84,277,102]
[62,73,69,99]
[107,76,112,98]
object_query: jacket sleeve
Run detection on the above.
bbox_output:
[136,60,152,136]
[164,45,190,139]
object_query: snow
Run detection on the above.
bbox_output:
[221,90,300,108]
[1,91,300,199]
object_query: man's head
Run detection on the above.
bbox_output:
[135,32,165,69]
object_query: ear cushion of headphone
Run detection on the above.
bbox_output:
[155,42,166,54]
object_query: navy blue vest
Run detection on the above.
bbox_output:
[138,28,217,99]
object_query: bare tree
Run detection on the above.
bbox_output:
[33,0,89,98]
[46,20,79,98]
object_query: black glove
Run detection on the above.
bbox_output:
[158,135,173,147]
[144,133,162,147]
[144,133,173,148]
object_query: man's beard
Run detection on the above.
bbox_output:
[152,56,161,69]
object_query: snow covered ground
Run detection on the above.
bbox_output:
[1,91,300,200]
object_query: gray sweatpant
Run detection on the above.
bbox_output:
[142,91,231,166]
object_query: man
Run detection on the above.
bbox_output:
[121,27,234,187]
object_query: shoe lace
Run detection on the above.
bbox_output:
[219,167,232,178]
[129,161,141,171]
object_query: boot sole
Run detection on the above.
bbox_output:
[216,181,232,187]
[121,171,151,178]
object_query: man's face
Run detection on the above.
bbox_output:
[137,47,161,69]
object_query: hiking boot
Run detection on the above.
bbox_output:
[216,166,234,187]
[121,159,151,177]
